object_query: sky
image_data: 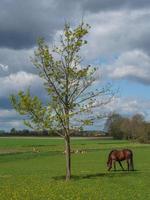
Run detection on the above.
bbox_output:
[0,0,150,131]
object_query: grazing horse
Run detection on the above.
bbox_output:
[107,149,134,171]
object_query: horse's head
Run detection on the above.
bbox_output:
[107,150,117,171]
[107,158,112,171]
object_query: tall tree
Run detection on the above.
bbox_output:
[10,22,113,180]
[105,113,124,139]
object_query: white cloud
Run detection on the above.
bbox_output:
[0,48,35,76]
[101,50,150,84]
[0,63,8,71]
[103,96,150,118]
[76,96,150,130]
[0,120,26,131]
[0,108,26,130]
[82,9,150,60]
[7,120,24,129]
[0,71,43,97]
[0,109,18,119]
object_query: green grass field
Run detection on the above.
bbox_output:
[0,137,149,200]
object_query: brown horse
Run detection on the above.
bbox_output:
[107,149,134,171]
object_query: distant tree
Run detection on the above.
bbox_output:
[0,130,5,136]
[119,117,131,139]
[146,123,150,141]
[10,128,17,135]
[105,113,124,139]
[130,114,148,142]
[21,129,29,136]
[10,22,113,180]
[105,112,150,143]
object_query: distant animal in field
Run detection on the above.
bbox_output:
[75,149,87,154]
[63,149,75,154]
[32,147,40,153]
[63,149,87,154]
[107,149,134,171]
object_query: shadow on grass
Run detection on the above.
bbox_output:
[52,169,140,181]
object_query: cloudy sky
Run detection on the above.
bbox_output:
[0,0,150,131]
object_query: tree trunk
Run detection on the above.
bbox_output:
[65,135,71,180]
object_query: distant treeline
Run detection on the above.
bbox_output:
[105,113,150,143]
[0,128,105,137]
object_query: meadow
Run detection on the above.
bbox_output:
[0,137,149,200]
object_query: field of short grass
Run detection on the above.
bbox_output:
[0,137,149,200]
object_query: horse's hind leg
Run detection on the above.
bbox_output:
[127,160,130,171]
[130,156,134,171]
[118,161,124,171]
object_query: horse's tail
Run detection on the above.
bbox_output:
[130,152,134,171]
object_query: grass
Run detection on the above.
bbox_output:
[0,137,149,199]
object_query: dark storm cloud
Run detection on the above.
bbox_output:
[57,0,150,11]
[0,30,43,50]
[0,0,79,49]
[80,0,150,12]
[1,0,150,49]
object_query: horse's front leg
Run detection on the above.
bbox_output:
[118,161,124,171]
[108,159,112,171]
[113,160,116,171]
